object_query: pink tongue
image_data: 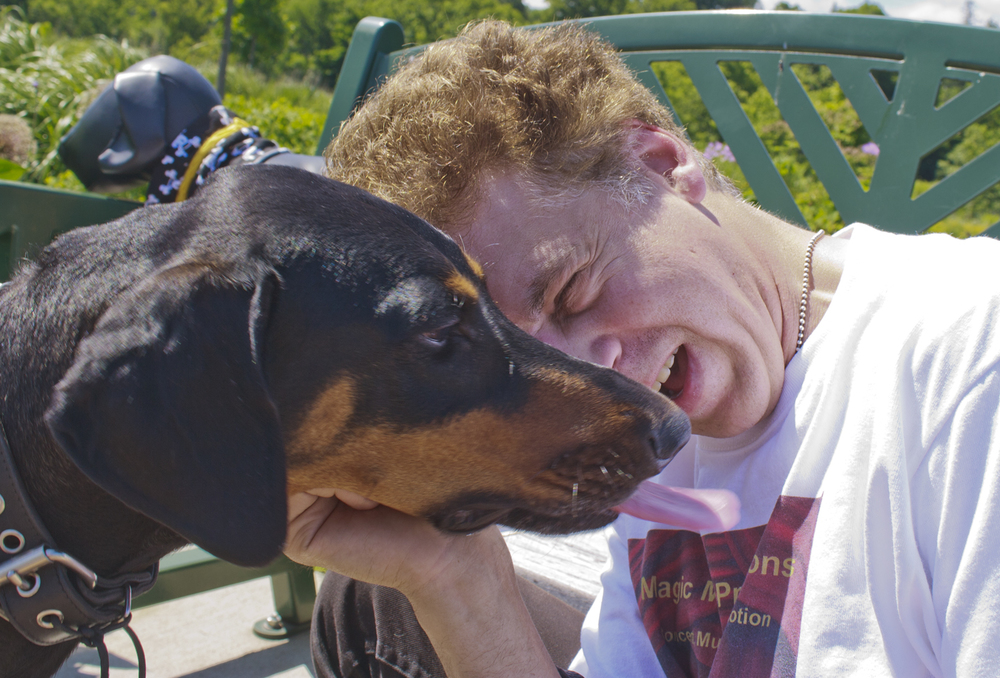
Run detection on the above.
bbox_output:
[614,481,740,532]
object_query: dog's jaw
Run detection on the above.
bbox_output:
[428,499,621,535]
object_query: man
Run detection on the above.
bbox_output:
[284,19,1000,678]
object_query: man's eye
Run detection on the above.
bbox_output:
[554,271,588,319]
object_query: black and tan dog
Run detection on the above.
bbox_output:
[0,164,689,676]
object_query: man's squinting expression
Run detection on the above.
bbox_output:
[457,173,789,439]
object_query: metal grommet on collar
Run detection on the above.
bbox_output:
[15,572,40,597]
[1,528,24,553]
[36,609,64,629]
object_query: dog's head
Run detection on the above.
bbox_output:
[45,165,689,567]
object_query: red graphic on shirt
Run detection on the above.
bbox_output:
[628,495,821,678]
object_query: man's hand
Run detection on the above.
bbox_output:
[284,490,560,678]
[285,489,478,596]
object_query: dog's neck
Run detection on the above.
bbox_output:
[0,329,184,678]
[0,414,182,678]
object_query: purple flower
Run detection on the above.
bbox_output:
[861,141,880,157]
[704,141,736,163]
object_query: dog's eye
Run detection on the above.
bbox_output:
[417,320,459,349]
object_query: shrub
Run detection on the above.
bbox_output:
[224,93,327,155]
[0,113,36,166]
[0,7,147,183]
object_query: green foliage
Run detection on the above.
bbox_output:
[0,7,147,182]
[0,157,25,180]
[22,0,221,58]
[282,0,529,87]
[230,0,287,72]
[544,0,730,21]
[689,0,754,8]
[224,93,326,154]
[201,60,332,114]
[545,0,629,19]
[833,2,885,16]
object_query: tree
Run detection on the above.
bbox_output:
[690,0,754,8]
[24,0,221,56]
[546,0,629,20]
[22,0,131,38]
[630,0,698,12]
[833,2,885,15]
[281,0,529,88]
[232,0,287,70]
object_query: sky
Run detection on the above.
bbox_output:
[521,1,1000,26]
[758,0,999,25]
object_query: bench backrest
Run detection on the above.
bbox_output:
[0,182,139,281]
[320,11,1000,239]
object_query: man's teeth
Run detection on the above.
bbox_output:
[654,351,677,389]
[657,365,671,383]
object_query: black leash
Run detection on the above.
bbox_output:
[46,585,145,678]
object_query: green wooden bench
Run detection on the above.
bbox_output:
[322,11,1000,239]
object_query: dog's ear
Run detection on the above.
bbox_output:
[45,265,285,567]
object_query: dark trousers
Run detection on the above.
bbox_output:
[310,572,587,678]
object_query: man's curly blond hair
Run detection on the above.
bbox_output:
[325,19,731,229]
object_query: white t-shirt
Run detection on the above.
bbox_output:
[571,224,1000,678]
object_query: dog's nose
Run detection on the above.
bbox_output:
[648,413,691,462]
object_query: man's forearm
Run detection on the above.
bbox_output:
[407,537,561,678]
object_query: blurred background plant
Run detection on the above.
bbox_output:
[1,0,998,236]
[1,6,146,184]
[0,112,35,178]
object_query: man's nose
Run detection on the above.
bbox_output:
[533,326,622,370]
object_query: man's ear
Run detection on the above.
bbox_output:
[630,122,707,205]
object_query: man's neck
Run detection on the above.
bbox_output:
[701,193,847,363]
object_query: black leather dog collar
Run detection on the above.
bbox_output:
[0,419,157,646]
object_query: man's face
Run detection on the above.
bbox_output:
[458,174,787,438]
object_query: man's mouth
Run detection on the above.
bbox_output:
[655,345,688,399]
